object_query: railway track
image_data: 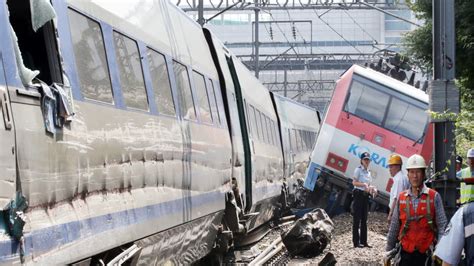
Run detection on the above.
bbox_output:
[229,215,295,265]
[248,236,291,265]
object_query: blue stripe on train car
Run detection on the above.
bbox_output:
[304,162,322,191]
[0,190,225,263]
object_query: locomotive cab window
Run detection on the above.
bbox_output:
[7,0,62,85]
[344,74,429,142]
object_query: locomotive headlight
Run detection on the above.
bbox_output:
[373,133,385,145]
[325,152,349,173]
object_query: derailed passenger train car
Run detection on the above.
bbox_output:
[0,0,320,264]
[1,0,231,264]
[272,94,320,194]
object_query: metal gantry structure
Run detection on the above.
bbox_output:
[178,0,461,215]
[177,0,414,113]
[177,0,410,12]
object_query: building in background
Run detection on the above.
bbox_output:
[181,1,418,115]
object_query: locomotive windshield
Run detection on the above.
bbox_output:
[344,74,428,142]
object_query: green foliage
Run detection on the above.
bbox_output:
[403,0,474,158]
[456,108,474,158]
[402,21,432,72]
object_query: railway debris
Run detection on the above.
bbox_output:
[281,208,333,257]
[228,211,388,265]
[290,212,388,264]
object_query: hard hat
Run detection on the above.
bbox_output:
[360,152,371,160]
[388,154,402,166]
[467,148,474,158]
[456,155,463,164]
[406,154,427,169]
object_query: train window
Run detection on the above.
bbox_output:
[273,122,280,147]
[296,129,300,151]
[344,80,390,125]
[257,111,264,142]
[296,130,302,151]
[291,129,297,152]
[8,0,62,85]
[255,109,262,141]
[113,31,148,111]
[385,97,428,141]
[270,120,276,146]
[147,48,175,116]
[262,116,268,144]
[244,100,251,135]
[270,119,276,146]
[250,106,259,140]
[261,113,268,144]
[306,131,313,150]
[68,9,113,103]
[301,131,306,150]
[302,131,306,150]
[345,75,429,141]
[306,131,311,150]
[207,79,219,124]
[265,117,272,145]
[173,61,196,120]
[192,71,212,124]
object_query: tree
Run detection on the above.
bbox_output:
[403,0,474,160]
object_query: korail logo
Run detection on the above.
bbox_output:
[347,143,388,168]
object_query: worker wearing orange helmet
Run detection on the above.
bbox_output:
[387,154,409,223]
[386,154,447,265]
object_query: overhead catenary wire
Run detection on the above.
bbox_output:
[264,10,300,60]
[342,9,379,46]
[285,10,307,42]
[311,8,364,54]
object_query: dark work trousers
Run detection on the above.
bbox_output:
[352,189,369,246]
[400,250,431,266]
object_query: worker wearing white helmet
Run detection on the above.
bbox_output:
[385,154,447,266]
[458,148,474,204]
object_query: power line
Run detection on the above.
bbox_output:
[265,10,300,59]
[342,9,379,46]
[311,8,364,54]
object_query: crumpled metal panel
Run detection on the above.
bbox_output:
[136,211,224,265]
[2,96,231,262]
[0,188,227,264]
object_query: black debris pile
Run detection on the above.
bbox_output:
[281,208,334,257]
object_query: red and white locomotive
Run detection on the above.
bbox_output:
[304,65,433,206]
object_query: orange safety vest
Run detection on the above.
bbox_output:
[398,188,437,253]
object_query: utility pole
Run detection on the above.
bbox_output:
[254,0,260,78]
[198,0,204,26]
[431,0,459,218]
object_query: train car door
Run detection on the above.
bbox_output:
[226,56,253,211]
[0,54,16,210]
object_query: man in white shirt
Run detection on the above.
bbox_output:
[387,154,409,223]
